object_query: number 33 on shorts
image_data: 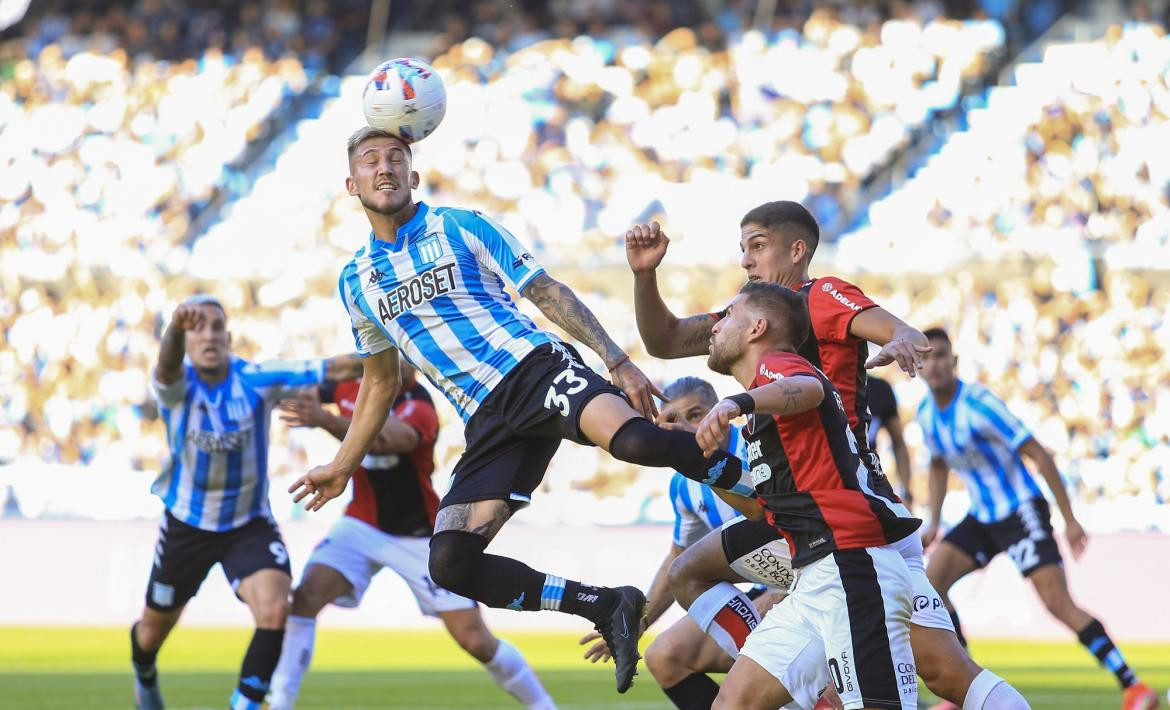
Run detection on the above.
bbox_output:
[543,366,587,417]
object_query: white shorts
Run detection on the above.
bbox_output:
[890,533,954,631]
[306,516,476,616]
[740,545,918,710]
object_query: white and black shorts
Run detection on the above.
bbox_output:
[740,545,918,710]
[721,518,953,632]
[944,496,1062,576]
[307,516,476,616]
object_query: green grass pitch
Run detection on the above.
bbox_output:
[1,626,1166,708]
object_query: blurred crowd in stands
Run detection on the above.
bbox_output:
[0,2,1167,529]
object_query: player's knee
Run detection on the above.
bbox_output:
[428,531,486,596]
[135,618,169,651]
[290,584,325,618]
[712,683,750,710]
[645,636,688,685]
[667,556,702,609]
[254,595,291,628]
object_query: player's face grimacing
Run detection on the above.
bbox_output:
[921,336,958,392]
[706,295,750,375]
[347,136,420,216]
[185,303,230,373]
[739,222,805,286]
[659,391,715,428]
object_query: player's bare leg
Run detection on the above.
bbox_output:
[268,564,352,710]
[233,569,291,710]
[439,608,556,709]
[713,655,797,710]
[131,606,182,710]
[1027,564,1155,709]
[428,499,644,693]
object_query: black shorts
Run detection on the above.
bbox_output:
[439,342,623,511]
[943,497,1062,576]
[145,512,291,611]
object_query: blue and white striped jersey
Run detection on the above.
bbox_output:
[339,202,556,421]
[669,425,750,548]
[151,356,325,531]
[916,380,1044,524]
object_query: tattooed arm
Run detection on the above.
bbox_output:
[522,272,666,418]
[625,222,714,359]
[695,376,825,456]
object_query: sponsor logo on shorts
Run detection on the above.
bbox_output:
[912,594,945,613]
[151,582,175,608]
[736,545,794,590]
[726,596,759,630]
[898,661,918,694]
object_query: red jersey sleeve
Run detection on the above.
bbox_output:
[396,397,439,447]
[752,351,819,388]
[807,277,877,342]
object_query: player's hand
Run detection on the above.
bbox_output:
[278,390,327,428]
[865,339,931,378]
[169,303,205,331]
[625,222,670,275]
[610,359,667,420]
[695,399,738,457]
[920,522,940,548]
[579,630,612,663]
[1065,518,1088,560]
[656,416,697,434]
[289,464,351,512]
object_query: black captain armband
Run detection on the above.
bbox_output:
[725,393,756,415]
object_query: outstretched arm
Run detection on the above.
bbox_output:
[921,457,949,547]
[522,272,665,418]
[278,390,420,454]
[695,376,825,456]
[290,348,402,510]
[626,222,713,359]
[851,307,931,378]
[1020,438,1087,559]
[155,303,203,385]
[323,353,364,382]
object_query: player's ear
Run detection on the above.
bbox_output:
[345,176,359,196]
[409,170,420,189]
[790,238,806,264]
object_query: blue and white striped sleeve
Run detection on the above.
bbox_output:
[967,386,1033,451]
[339,264,393,358]
[243,359,327,401]
[462,210,546,292]
[151,365,189,409]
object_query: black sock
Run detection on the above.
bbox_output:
[662,673,720,710]
[609,418,743,490]
[130,622,159,687]
[949,608,967,648]
[237,628,285,702]
[1077,618,1138,689]
[429,531,614,622]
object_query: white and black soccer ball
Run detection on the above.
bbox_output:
[362,58,447,144]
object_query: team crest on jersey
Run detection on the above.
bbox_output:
[414,234,444,263]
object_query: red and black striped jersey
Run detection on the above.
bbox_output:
[322,379,440,537]
[795,276,877,446]
[743,351,920,567]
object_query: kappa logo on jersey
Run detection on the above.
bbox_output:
[511,252,537,269]
[822,282,863,311]
[374,262,458,323]
[368,268,385,286]
[414,234,444,263]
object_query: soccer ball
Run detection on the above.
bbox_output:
[362,58,446,144]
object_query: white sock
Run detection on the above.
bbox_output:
[267,615,317,710]
[686,582,760,660]
[963,669,1030,710]
[484,638,556,709]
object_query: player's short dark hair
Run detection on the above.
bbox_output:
[184,293,226,318]
[740,201,820,258]
[663,377,718,407]
[739,280,810,346]
[923,327,951,346]
[346,126,411,167]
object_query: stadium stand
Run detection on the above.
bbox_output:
[1,2,1166,532]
